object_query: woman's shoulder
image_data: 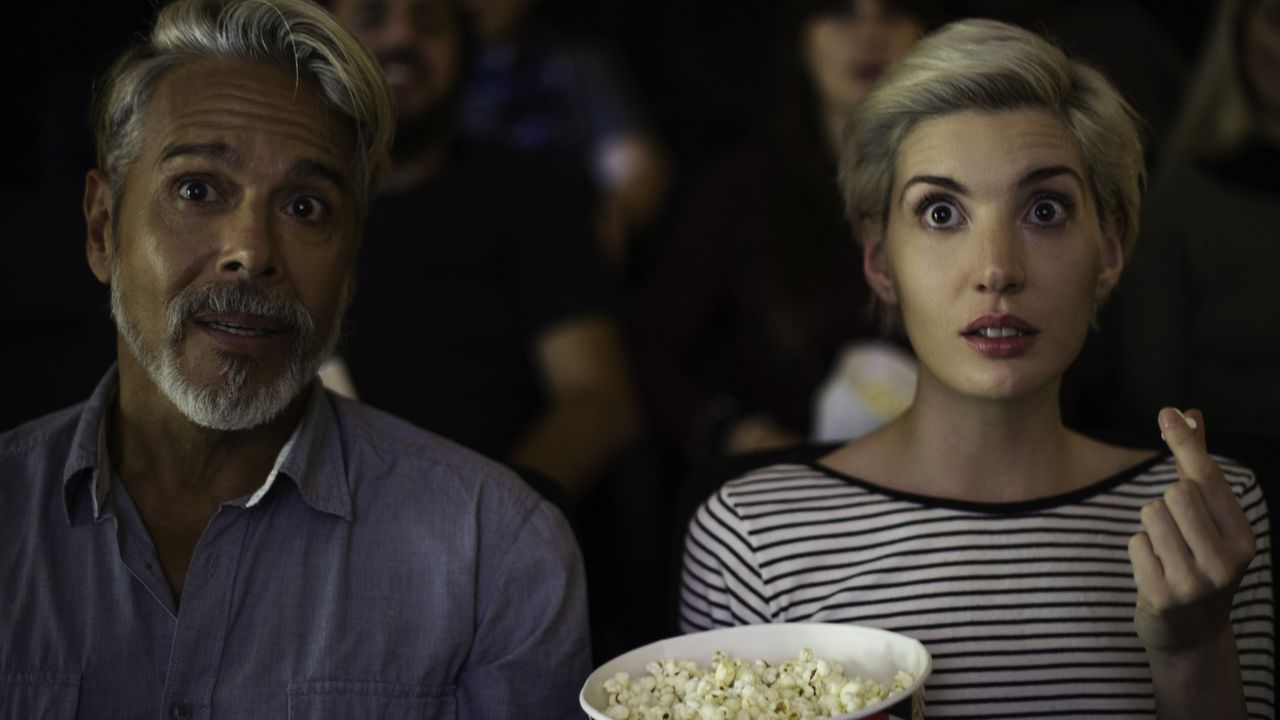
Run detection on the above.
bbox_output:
[711,460,851,506]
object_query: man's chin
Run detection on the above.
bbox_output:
[159,356,315,432]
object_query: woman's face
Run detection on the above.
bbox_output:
[802,0,924,114]
[867,109,1123,403]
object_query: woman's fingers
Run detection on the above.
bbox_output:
[1130,408,1259,652]
[1139,495,1201,600]
[1158,408,1255,561]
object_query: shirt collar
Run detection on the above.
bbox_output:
[249,381,353,521]
[61,366,353,524]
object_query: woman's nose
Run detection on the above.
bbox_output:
[976,224,1025,293]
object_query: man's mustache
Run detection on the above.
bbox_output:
[167,282,315,342]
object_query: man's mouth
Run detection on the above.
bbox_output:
[201,320,276,337]
[193,312,287,340]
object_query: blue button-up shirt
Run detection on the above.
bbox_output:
[0,368,592,719]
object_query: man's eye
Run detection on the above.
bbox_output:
[178,180,217,202]
[921,200,961,228]
[287,196,327,221]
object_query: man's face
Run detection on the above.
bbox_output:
[332,0,462,127]
[90,59,359,430]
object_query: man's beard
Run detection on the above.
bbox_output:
[110,274,339,431]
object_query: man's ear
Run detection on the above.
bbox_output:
[862,223,898,305]
[1095,220,1125,301]
[84,170,115,285]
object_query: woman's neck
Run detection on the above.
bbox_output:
[827,367,1148,504]
[885,383,1073,502]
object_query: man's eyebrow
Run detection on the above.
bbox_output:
[900,175,967,204]
[157,144,349,192]
[288,159,350,193]
[159,142,238,167]
[1018,165,1086,190]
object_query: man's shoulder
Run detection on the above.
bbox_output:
[0,403,86,462]
[331,394,545,511]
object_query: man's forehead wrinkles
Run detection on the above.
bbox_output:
[154,114,346,166]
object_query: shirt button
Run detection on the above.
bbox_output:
[170,701,192,720]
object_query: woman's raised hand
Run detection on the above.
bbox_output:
[1128,408,1258,653]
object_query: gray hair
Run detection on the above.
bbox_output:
[94,0,394,214]
[840,18,1146,262]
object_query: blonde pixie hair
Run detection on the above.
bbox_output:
[840,18,1145,261]
[94,0,394,215]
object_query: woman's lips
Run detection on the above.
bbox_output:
[960,314,1039,358]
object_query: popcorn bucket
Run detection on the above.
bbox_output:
[581,623,931,720]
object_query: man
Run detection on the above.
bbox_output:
[0,1,590,717]
[327,0,642,503]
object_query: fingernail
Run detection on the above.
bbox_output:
[1173,408,1198,431]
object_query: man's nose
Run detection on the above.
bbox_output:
[218,206,280,281]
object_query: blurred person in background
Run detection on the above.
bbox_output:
[632,0,942,467]
[456,0,671,275]
[331,0,666,663]
[1107,0,1280,440]
[328,0,642,505]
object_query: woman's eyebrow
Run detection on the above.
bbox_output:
[1018,165,1085,191]
[899,175,967,204]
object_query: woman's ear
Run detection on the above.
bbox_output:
[862,223,898,304]
[85,170,115,285]
[1095,220,1125,302]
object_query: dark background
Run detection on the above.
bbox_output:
[0,0,1215,431]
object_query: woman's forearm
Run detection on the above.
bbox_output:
[1148,623,1247,720]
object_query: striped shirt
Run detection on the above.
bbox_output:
[680,455,1275,719]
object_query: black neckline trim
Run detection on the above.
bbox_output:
[802,453,1169,515]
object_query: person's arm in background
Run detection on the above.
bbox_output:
[511,314,640,500]
[505,149,641,500]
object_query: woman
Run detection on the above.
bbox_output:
[680,19,1274,718]
[634,0,939,461]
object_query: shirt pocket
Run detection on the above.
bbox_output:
[287,679,456,720]
[0,672,81,720]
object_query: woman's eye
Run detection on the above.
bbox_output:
[922,200,961,228]
[286,196,328,221]
[178,180,217,202]
[1027,198,1068,226]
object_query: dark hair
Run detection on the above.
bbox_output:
[759,0,945,355]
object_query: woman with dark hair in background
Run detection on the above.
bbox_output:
[633,0,942,466]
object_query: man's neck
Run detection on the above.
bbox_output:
[109,352,309,602]
[110,351,306,506]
